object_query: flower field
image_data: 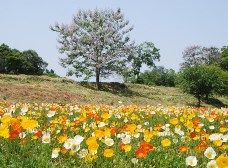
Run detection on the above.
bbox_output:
[0,102,227,168]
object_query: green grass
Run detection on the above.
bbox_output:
[0,74,227,107]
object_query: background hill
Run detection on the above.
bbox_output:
[0,74,227,107]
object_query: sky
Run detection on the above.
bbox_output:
[1,0,228,81]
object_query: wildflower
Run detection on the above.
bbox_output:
[61,148,68,154]
[213,140,223,147]
[71,144,80,152]
[9,130,20,139]
[131,158,138,164]
[161,139,171,147]
[47,111,55,118]
[20,138,26,145]
[103,149,114,157]
[63,139,75,149]
[58,134,68,144]
[219,127,226,133]
[136,148,147,158]
[216,154,228,168]
[86,137,97,146]
[186,156,198,167]
[52,149,59,158]
[11,119,21,131]
[209,126,215,130]
[173,139,178,143]
[140,143,154,152]
[123,145,132,152]
[1,115,12,126]
[104,138,114,146]
[204,147,216,159]
[207,160,218,168]
[0,125,9,138]
[21,119,38,129]
[78,149,88,158]
[179,146,188,153]
[170,118,179,125]
[110,127,118,134]
[74,135,84,145]
[94,130,104,138]
[42,132,51,143]
[101,112,111,120]
[98,122,106,128]
[88,142,99,155]
[19,132,26,139]
[122,135,131,144]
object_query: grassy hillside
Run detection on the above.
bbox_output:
[0,74,227,107]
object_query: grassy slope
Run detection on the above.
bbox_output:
[0,74,227,107]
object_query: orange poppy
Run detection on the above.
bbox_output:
[136,148,147,158]
[140,143,154,152]
[178,146,188,153]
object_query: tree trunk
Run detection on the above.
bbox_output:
[205,93,209,101]
[197,95,201,107]
[96,68,100,90]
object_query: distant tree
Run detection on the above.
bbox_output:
[44,69,59,78]
[51,8,136,90]
[0,44,11,73]
[22,50,48,75]
[220,46,228,71]
[0,44,48,75]
[202,47,221,65]
[181,45,204,68]
[177,65,224,107]
[181,45,221,68]
[132,42,160,83]
[139,66,176,87]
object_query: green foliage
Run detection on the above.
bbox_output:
[176,65,225,106]
[131,42,160,82]
[22,50,48,75]
[138,66,177,87]
[43,69,59,78]
[0,44,48,75]
[0,44,12,73]
[220,46,228,71]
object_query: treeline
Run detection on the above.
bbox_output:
[128,45,228,106]
[0,43,58,77]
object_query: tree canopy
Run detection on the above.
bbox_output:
[51,8,136,90]
[220,46,228,71]
[181,45,221,68]
[177,65,225,106]
[0,44,48,75]
[131,41,160,83]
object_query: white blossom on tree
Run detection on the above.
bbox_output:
[51,8,136,89]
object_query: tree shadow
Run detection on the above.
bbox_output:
[186,97,227,108]
[203,97,227,108]
[80,82,134,97]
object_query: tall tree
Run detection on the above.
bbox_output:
[132,41,160,83]
[51,8,136,90]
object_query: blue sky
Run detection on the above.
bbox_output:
[1,0,228,81]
